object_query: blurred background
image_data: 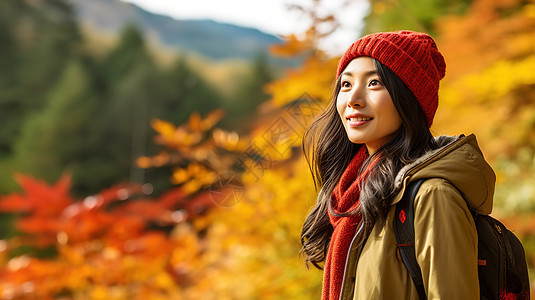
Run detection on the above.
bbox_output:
[0,0,534,298]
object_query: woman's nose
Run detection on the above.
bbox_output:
[346,86,365,108]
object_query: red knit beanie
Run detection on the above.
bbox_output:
[336,30,446,127]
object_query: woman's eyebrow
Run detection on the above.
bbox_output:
[341,70,378,77]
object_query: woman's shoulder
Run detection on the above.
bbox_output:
[413,178,473,217]
[418,178,458,194]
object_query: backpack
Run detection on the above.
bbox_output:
[393,179,530,300]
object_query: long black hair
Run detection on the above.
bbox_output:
[300,59,437,269]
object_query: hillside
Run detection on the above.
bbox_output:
[68,0,289,62]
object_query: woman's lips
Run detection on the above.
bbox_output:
[347,117,373,127]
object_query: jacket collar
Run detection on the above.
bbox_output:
[390,134,495,214]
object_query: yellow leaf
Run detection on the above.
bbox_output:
[151,119,176,138]
[201,109,225,131]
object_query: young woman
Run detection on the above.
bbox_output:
[301,31,495,299]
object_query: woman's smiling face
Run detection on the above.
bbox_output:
[336,57,402,154]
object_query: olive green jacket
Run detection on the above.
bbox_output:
[338,134,495,300]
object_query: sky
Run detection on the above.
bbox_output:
[121,0,370,56]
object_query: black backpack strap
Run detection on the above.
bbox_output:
[394,179,427,300]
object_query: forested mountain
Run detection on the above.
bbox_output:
[0,0,276,196]
[68,0,286,61]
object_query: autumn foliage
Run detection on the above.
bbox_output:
[0,107,322,299]
[0,172,218,298]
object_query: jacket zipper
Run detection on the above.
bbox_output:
[338,222,364,300]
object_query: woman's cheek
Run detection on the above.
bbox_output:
[336,95,346,118]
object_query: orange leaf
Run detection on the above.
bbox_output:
[188,112,202,132]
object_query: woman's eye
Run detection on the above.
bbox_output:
[341,81,351,88]
[369,79,382,87]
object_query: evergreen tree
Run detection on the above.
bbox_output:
[222,52,274,130]
[15,24,231,195]
[92,25,158,190]
[132,55,228,193]
[0,0,80,155]
[15,59,103,195]
[157,57,226,125]
[101,25,151,84]
[97,62,159,188]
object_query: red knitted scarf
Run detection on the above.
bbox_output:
[322,146,371,300]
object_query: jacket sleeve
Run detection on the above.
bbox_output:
[413,178,479,300]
